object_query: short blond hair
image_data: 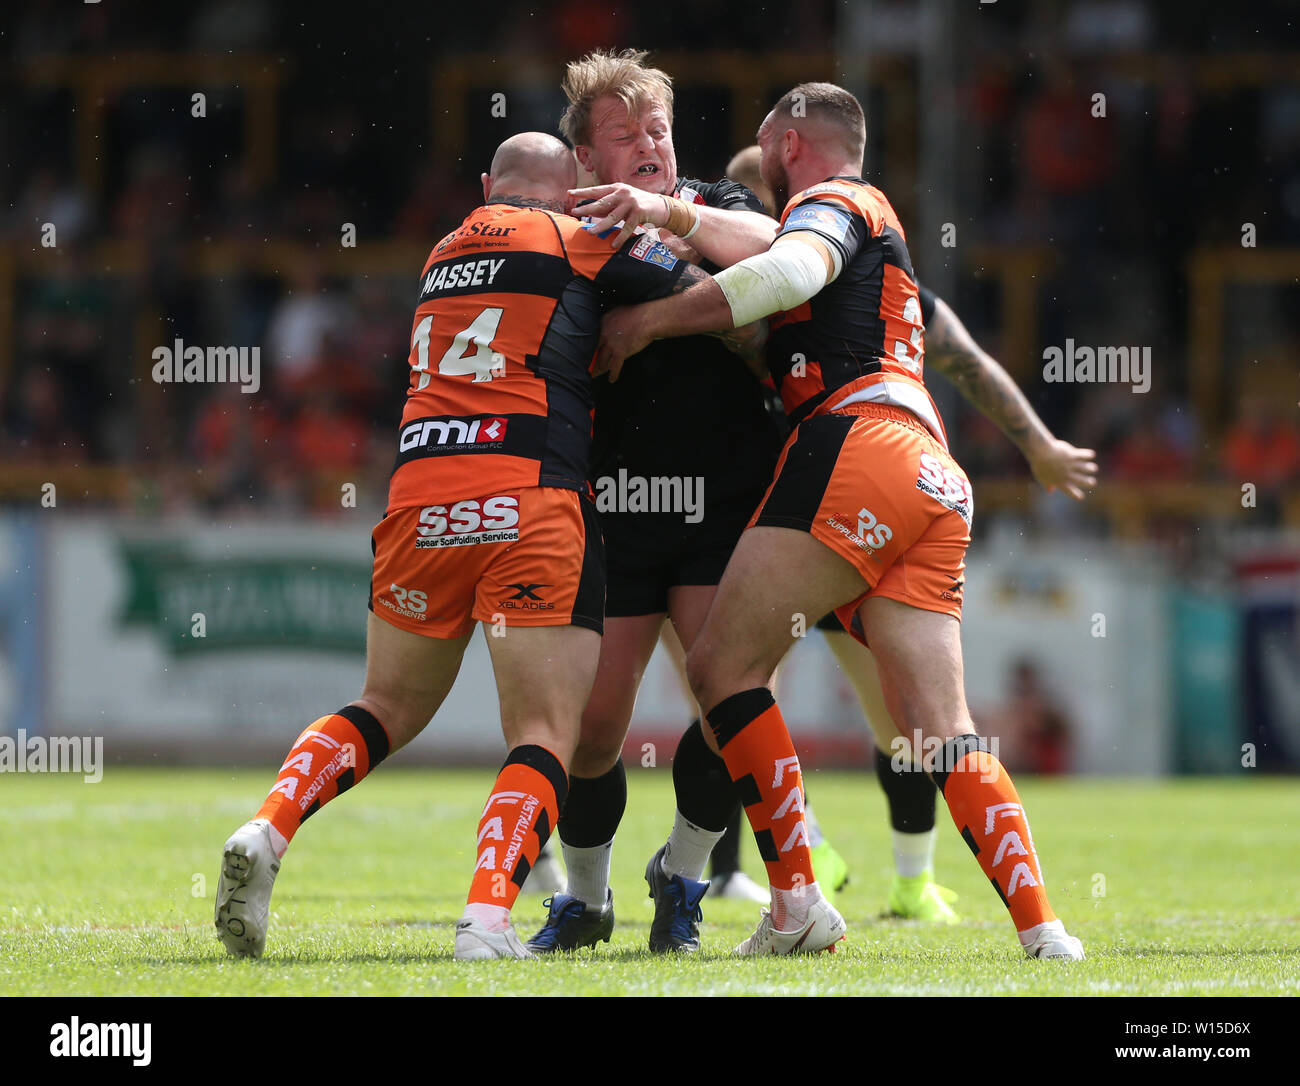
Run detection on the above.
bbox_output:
[559,48,673,147]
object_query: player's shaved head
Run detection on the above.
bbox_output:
[770,82,866,166]
[487,132,577,199]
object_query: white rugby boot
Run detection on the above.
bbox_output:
[215,819,281,958]
[1020,919,1085,960]
[733,897,846,955]
[454,916,535,960]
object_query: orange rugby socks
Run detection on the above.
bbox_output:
[934,735,1057,934]
[466,745,567,919]
[704,689,816,910]
[255,705,390,853]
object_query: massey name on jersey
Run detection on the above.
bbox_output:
[419,258,507,295]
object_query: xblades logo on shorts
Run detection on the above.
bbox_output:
[501,584,555,611]
[504,584,550,601]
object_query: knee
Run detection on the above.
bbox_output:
[569,731,624,778]
[569,696,634,777]
[352,691,426,755]
[684,642,715,714]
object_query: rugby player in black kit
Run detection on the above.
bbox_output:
[525,49,791,952]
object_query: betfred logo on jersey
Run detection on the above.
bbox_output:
[398,414,508,454]
[415,495,520,548]
[629,235,677,270]
[916,452,973,527]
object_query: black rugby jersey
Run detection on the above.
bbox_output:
[588,176,784,511]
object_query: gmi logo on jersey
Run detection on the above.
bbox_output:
[415,495,520,548]
[398,415,508,454]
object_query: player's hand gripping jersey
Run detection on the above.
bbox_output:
[751,178,973,636]
[372,202,688,638]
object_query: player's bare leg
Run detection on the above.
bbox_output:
[216,614,470,958]
[456,622,599,959]
[823,629,960,923]
[570,614,664,778]
[855,596,1083,959]
[485,623,599,764]
[526,613,660,951]
[686,526,859,953]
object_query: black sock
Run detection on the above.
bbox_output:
[710,803,744,878]
[557,760,627,848]
[671,719,736,833]
[875,745,938,833]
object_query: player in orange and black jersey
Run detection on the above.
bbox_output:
[722,145,1096,924]
[212,132,738,963]
[597,84,1086,959]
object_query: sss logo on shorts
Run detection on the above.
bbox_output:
[416,495,520,548]
[915,452,973,527]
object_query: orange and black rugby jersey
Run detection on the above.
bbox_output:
[387,202,689,514]
[767,177,947,445]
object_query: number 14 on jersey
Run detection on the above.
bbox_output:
[410,307,506,389]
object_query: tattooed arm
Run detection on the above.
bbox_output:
[925,294,1097,499]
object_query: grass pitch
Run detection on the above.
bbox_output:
[2,768,1296,996]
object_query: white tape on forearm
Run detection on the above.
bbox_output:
[714,238,831,326]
